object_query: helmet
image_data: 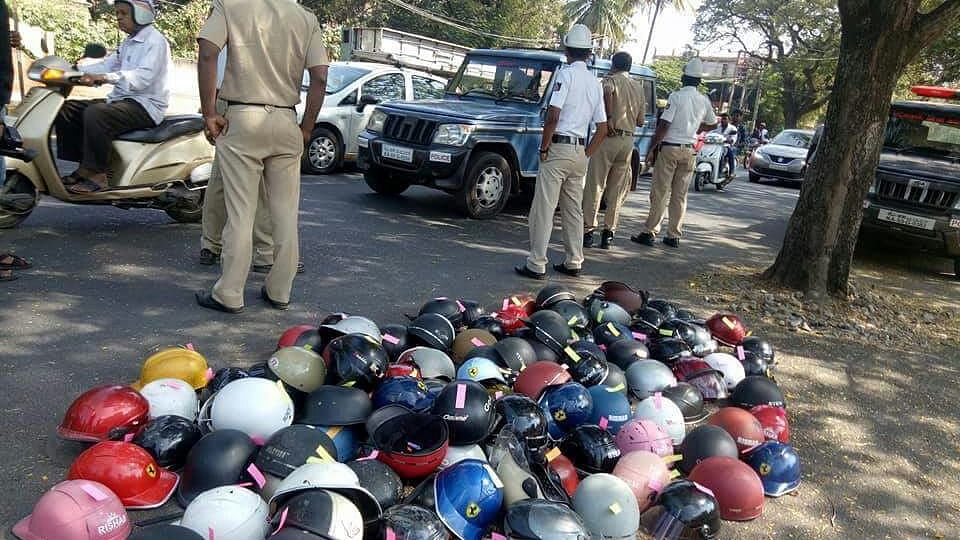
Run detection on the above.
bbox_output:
[536,284,576,309]
[660,382,708,424]
[320,315,382,344]
[116,0,156,26]
[594,281,648,313]
[207,378,293,440]
[745,442,801,497]
[132,347,209,390]
[687,324,718,357]
[560,425,620,474]
[524,310,573,354]
[347,458,404,510]
[741,353,774,379]
[58,385,149,442]
[402,474,438,509]
[514,361,571,400]
[139,378,199,421]
[749,405,790,443]
[255,425,338,480]
[452,329,498,364]
[592,321,634,348]
[630,307,663,336]
[491,395,549,451]
[703,353,746,390]
[524,337,560,363]
[572,473,640,540]
[688,456,765,521]
[432,381,495,445]
[589,300,632,327]
[398,347,456,381]
[270,462,382,525]
[606,339,649,371]
[272,490,364,540]
[457,357,507,384]
[382,504,448,540]
[180,486,270,540]
[129,525,202,540]
[373,376,433,412]
[459,299,486,326]
[366,403,413,438]
[615,418,673,458]
[488,431,541,506]
[205,367,249,399]
[319,424,361,461]
[731,376,786,409]
[741,336,775,364]
[563,341,609,387]
[277,324,316,350]
[434,459,503,540]
[493,338,537,372]
[633,393,685,446]
[678,425,739,475]
[12,480,131,540]
[612,450,671,512]
[563,23,593,49]
[539,382,593,440]
[707,407,765,454]
[268,347,327,393]
[647,338,692,365]
[440,444,487,470]
[386,362,422,379]
[671,358,728,400]
[646,300,679,320]
[599,363,628,394]
[380,324,410,361]
[297,385,372,426]
[548,300,591,334]
[658,319,699,345]
[705,313,747,347]
[371,412,450,479]
[640,480,721,540]
[587,384,631,434]
[177,430,258,507]
[67,441,178,509]
[408,313,457,351]
[674,308,699,321]
[469,315,506,340]
[505,499,590,540]
[324,334,388,391]
[133,415,202,470]
[547,453,579,498]
[625,360,677,400]
[418,297,466,329]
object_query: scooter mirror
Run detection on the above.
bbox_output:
[83,44,108,59]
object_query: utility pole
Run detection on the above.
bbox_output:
[641,0,664,65]
[751,65,764,132]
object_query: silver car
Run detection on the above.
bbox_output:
[748,129,814,183]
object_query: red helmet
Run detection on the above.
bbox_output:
[705,313,747,346]
[58,385,149,442]
[276,324,316,350]
[750,405,790,443]
[707,407,765,454]
[688,456,765,521]
[372,412,449,479]
[67,442,179,509]
[514,361,571,400]
[385,363,422,379]
[495,304,531,335]
[548,453,579,496]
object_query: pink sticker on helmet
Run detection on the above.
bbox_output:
[208,527,215,540]
[359,450,380,461]
[271,507,288,535]
[633,332,647,341]
[495,391,504,399]
[654,392,663,409]
[385,528,397,540]
[186,343,195,351]
[408,442,422,451]
[382,333,400,345]
[471,337,485,347]
[205,367,214,382]
[599,344,607,352]
[81,483,110,501]
[599,417,609,430]
[456,300,466,312]
[123,432,135,443]
[648,476,664,492]
[502,299,509,311]
[251,436,265,446]
[234,482,254,488]
[693,482,716,499]
[455,383,467,409]
[247,463,266,489]
[736,346,745,361]
[492,534,507,540]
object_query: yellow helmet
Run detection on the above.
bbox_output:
[131,347,210,390]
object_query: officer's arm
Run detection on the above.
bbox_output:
[603,85,615,134]
[541,106,561,154]
[586,121,607,158]
[301,65,328,142]
[197,39,221,121]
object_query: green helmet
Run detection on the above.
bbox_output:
[268,346,327,393]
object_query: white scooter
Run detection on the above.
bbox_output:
[693,132,733,191]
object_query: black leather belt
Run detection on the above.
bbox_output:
[226,101,295,111]
[661,142,693,148]
[552,134,586,145]
[611,129,633,137]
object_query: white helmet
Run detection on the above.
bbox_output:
[269,463,381,524]
[683,57,705,78]
[209,378,294,440]
[180,486,270,540]
[703,352,746,390]
[573,473,640,540]
[139,378,199,421]
[439,444,487,470]
[633,393,685,446]
[563,23,593,50]
[320,316,381,343]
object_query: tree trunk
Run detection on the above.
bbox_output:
[779,71,802,129]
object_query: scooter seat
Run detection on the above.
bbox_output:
[116,115,205,143]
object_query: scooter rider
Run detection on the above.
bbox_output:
[54,0,171,195]
[713,113,739,181]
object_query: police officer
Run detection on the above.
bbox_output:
[195,0,328,313]
[515,24,607,280]
[582,50,645,251]
[630,58,716,249]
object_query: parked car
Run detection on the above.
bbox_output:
[356,49,658,218]
[296,62,447,174]
[748,129,814,183]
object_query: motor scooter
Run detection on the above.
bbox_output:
[0,45,213,228]
[693,132,733,191]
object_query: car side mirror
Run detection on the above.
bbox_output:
[83,43,108,59]
[357,95,379,113]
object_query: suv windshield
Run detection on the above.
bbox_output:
[302,65,371,95]
[884,108,960,159]
[771,130,812,148]
[448,56,556,103]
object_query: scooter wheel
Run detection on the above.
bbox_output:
[693,173,703,192]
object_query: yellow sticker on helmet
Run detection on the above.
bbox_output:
[145,463,157,478]
[315,445,334,462]
[342,380,356,388]
[722,316,736,329]
[609,502,622,514]
[607,322,620,337]
[605,383,625,393]
[670,469,681,479]
[568,316,579,326]
[553,409,567,422]
[306,456,326,464]
[663,454,682,463]
[466,503,481,518]
[511,296,522,306]
[564,346,581,363]
[545,447,561,462]
[659,329,674,336]
[596,310,604,323]
[303,344,313,351]
[326,426,343,439]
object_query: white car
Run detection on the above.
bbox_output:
[296,62,447,174]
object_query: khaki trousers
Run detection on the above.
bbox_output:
[582,135,634,233]
[526,143,588,274]
[643,145,695,239]
[212,105,303,309]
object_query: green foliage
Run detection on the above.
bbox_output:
[17,0,115,61]
[154,0,211,60]
[651,56,684,98]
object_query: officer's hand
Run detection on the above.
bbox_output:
[300,126,312,148]
[78,74,105,87]
[204,115,229,145]
[646,148,657,167]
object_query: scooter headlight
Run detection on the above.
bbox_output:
[41,68,65,81]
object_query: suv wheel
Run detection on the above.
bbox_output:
[457,152,511,219]
[302,127,342,175]
[364,169,411,195]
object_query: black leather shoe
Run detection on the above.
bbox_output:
[252,261,306,274]
[600,229,614,250]
[663,237,680,248]
[261,286,290,310]
[195,291,243,313]
[199,248,220,266]
[514,265,547,280]
[553,263,581,277]
[631,232,655,246]
[583,230,595,249]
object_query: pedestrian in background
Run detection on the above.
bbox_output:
[0,0,29,282]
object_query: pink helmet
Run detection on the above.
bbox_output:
[612,450,671,512]
[614,418,673,457]
[13,480,131,540]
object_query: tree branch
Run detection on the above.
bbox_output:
[914,0,960,48]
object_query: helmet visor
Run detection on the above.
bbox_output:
[642,506,712,540]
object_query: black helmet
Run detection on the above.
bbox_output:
[674,308,700,321]
[524,310,572,354]
[379,324,410,361]
[605,339,650,371]
[592,321,633,348]
[505,499,590,539]
[559,425,621,474]
[598,363,628,394]
[129,525,203,540]
[731,376,786,409]
[630,307,664,337]
[641,480,721,540]
[563,341,609,387]
[492,395,549,451]
[365,404,413,439]
[742,336,776,365]
[271,490,366,539]
[297,385,373,426]
[176,429,257,506]
[324,334,388,391]
[661,382,708,424]
[459,299,486,327]
[679,425,739,474]
[647,337,693,365]
[382,504,448,540]
[548,300,591,334]
[256,425,339,479]
[524,337,560,363]
[536,284,576,309]
[741,353,774,379]
[417,298,465,329]
[402,474,437,509]
[132,415,202,470]
[493,337,538,372]
[348,458,404,511]
[431,380,495,445]
[647,299,680,320]
[469,315,506,340]
[659,319,700,344]
[205,367,250,399]
[408,313,456,351]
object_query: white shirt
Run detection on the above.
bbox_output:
[714,122,739,144]
[216,49,228,89]
[82,25,172,125]
[661,86,717,145]
[549,61,606,139]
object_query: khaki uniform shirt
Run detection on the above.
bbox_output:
[198,0,329,107]
[603,71,645,133]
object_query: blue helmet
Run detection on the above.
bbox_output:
[372,376,433,412]
[587,385,631,435]
[746,441,801,497]
[434,458,504,540]
[314,424,360,461]
[457,357,507,384]
[592,321,634,348]
[538,382,593,440]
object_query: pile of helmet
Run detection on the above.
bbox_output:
[16,284,801,540]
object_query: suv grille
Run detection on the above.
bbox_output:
[876,177,958,210]
[383,115,436,146]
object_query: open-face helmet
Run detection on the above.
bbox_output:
[703,353,746,390]
[731,376,786,409]
[626,360,677,400]
[12,480,132,540]
[633,393,685,446]
[139,378,198,421]
[58,385,150,443]
[132,415,202,471]
[640,480,721,540]
[539,382,593,440]
[434,459,503,540]
[67,441,178,509]
[514,361,571,400]
[707,407,765,454]
[613,450,671,512]
[432,381,495,445]
[671,358,728,401]
[373,376,433,412]
[408,313,457,351]
[688,456,765,521]
[177,430,258,507]
[749,405,790,443]
[548,300,591,334]
[560,425,620,474]
[745,442,801,497]
[679,425,739,475]
[615,418,673,458]
[573,473,640,540]
[705,313,747,347]
[660,382,708,424]
[324,334,388,391]
[536,284,576,309]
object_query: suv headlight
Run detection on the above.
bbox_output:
[367,110,387,133]
[433,124,475,146]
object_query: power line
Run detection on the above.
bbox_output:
[378,0,556,46]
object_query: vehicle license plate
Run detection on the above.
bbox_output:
[768,162,789,171]
[381,144,413,163]
[877,209,935,230]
